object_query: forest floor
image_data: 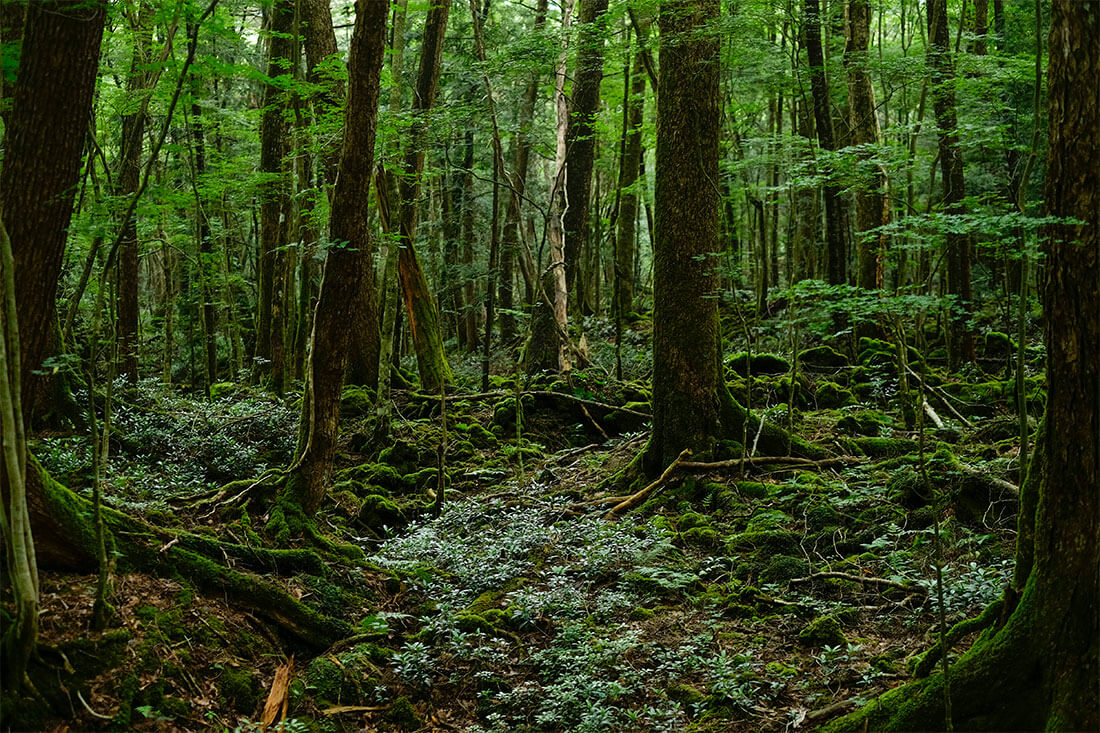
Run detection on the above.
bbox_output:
[13,328,1034,732]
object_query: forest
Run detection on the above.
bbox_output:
[0,0,1097,730]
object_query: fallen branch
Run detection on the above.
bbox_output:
[789,571,927,595]
[679,456,862,471]
[605,449,691,519]
[923,400,945,430]
[905,365,975,428]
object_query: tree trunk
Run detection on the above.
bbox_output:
[804,0,849,286]
[395,0,453,393]
[2,0,106,420]
[844,0,888,294]
[188,27,218,398]
[562,0,609,309]
[117,4,154,384]
[499,0,549,344]
[824,2,1099,728]
[256,0,296,394]
[926,0,974,370]
[286,0,387,515]
[614,52,645,317]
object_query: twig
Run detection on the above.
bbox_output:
[905,364,974,428]
[605,449,691,518]
[77,691,113,720]
[789,571,927,594]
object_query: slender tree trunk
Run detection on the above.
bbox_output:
[256,0,296,394]
[563,0,610,309]
[394,0,453,393]
[117,4,154,383]
[287,0,387,515]
[926,0,974,370]
[845,0,889,294]
[500,0,549,344]
[188,26,217,398]
[614,52,645,317]
[804,0,849,285]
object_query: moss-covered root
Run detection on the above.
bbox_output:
[820,576,1098,732]
[33,458,351,650]
[912,599,1003,679]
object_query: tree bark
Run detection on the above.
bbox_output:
[804,0,849,286]
[395,0,453,393]
[614,52,645,317]
[256,0,296,394]
[286,0,387,515]
[562,0,610,308]
[844,0,888,294]
[1,0,106,421]
[926,0,974,370]
[117,3,154,384]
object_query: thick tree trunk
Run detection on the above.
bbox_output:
[804,0,849,286]
[926,0,974,370]
[824,2,1099,728]
[2,0,106,420]
[256,0,296,394]
[286,0,387,515]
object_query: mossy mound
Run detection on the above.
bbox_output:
[836,409,892,436]
[798,615,847,647]
[853,437,920,458]
[727,529,801,557]
[799,345,848,369]
[760,554,810,584]
[341,386,376,418]
[815,381,856,408]
[726,352,792,377]
[356,494,406,534]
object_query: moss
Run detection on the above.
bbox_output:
[667,682,706,705]
[805,502,840,531]
[629,606,655,621]
[746,509,793,531]
[815,381,856,408]
[726,529,800,556]
[837,410,892,436]
[209,382,239,400]
[766,661,799,677]
[760,554,810,584]
[798,615,847,647]
[466,422,498,448]
[799,345,848,369]
[726,352,796,376]
[305,656,344,702]
[887,468,930,508]
[735,480,768,499]
[853,436,919,458]
[677,511,710,530]
[219,666,261,713]
[681,526,720,548]
[403,467,439,490]
[357,494,406,533]
[385,696,421,730]
[983,331,1015,358]
[340,386,375,418]
[455,613,497,634]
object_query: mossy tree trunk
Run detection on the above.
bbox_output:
[0,0,106,688]
[285,0,388,515]
[824,3,1098,727]
[395,0,453,394]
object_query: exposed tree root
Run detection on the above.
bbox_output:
[912,598,1002,678]
[29,456,353,650]
[604,449,691,518]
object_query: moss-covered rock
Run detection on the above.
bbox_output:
[210,382,239,400]
[386,696,422,730]
[667,682,707,705]
[219,666,262,713]
[340,386,375,418]
[815,381,856,408]
[681,526,720,548]
[798,615,847,647]
[760,554,810,584]
[837,410,892,436]
[853,436,920,458]
[735,481,768,499]
[727,529,800,556]
[356,494,405,533]
[800,345,848,369]
[727,352,792,377]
